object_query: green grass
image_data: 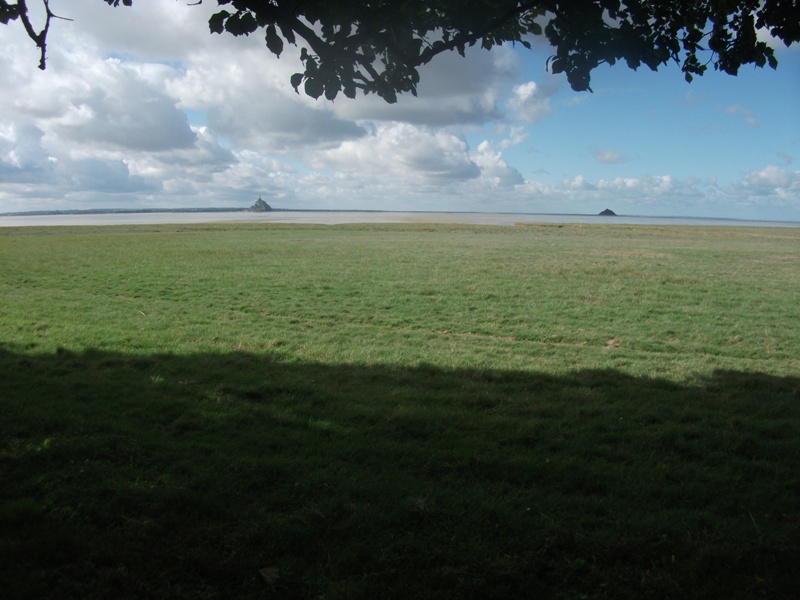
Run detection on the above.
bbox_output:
[1,222,799,599]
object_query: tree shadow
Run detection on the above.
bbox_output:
[2,346,799,599]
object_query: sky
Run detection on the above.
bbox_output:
[1,1,798,220]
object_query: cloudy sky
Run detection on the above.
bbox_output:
[1,1,798,220]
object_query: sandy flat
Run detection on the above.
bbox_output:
[1,211,797,228]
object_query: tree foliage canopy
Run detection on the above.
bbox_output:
[3,0,799,102]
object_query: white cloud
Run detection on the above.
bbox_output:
[56,157,157,194]
[312,123,480,186]
[507,80,555,123]
[0,123,52,182]
[331,45,519,126]
[50,61,196,152]
[596,175,677,196]
[724,104,758,127]
[734,165,798,197]
[168,41,368,152]
[564,175,595,191]
[472,141,524,187]
[50,0,219,62]
[592,148,625,164]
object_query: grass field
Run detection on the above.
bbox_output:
[2,222,799,599]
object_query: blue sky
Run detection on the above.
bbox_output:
[1,1,798,220]
[507,52,798,184]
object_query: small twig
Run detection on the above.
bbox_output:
[15,0,72,70]
[749,512,762,534]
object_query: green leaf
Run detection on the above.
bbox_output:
[304,77,324,99]
[383,89,398,103]
[278,23,296,46]
[767,54,778,69]
[265,24,283,57]
[224,12,257,37]
[208,11,229,35]
[290,73,304,93]
[324,79,341,101]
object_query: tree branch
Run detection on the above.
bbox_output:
[9,0,71,70]
[414,1,542,66]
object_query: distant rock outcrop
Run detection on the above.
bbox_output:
[598,208,617,216]
[250,196,272,212]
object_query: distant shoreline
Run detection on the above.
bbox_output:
[0,207,796,224]
[1,207,261,217]
[2,209,799,229]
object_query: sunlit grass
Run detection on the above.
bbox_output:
[1,222,799,598]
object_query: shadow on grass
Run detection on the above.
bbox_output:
[1,346,798,599]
